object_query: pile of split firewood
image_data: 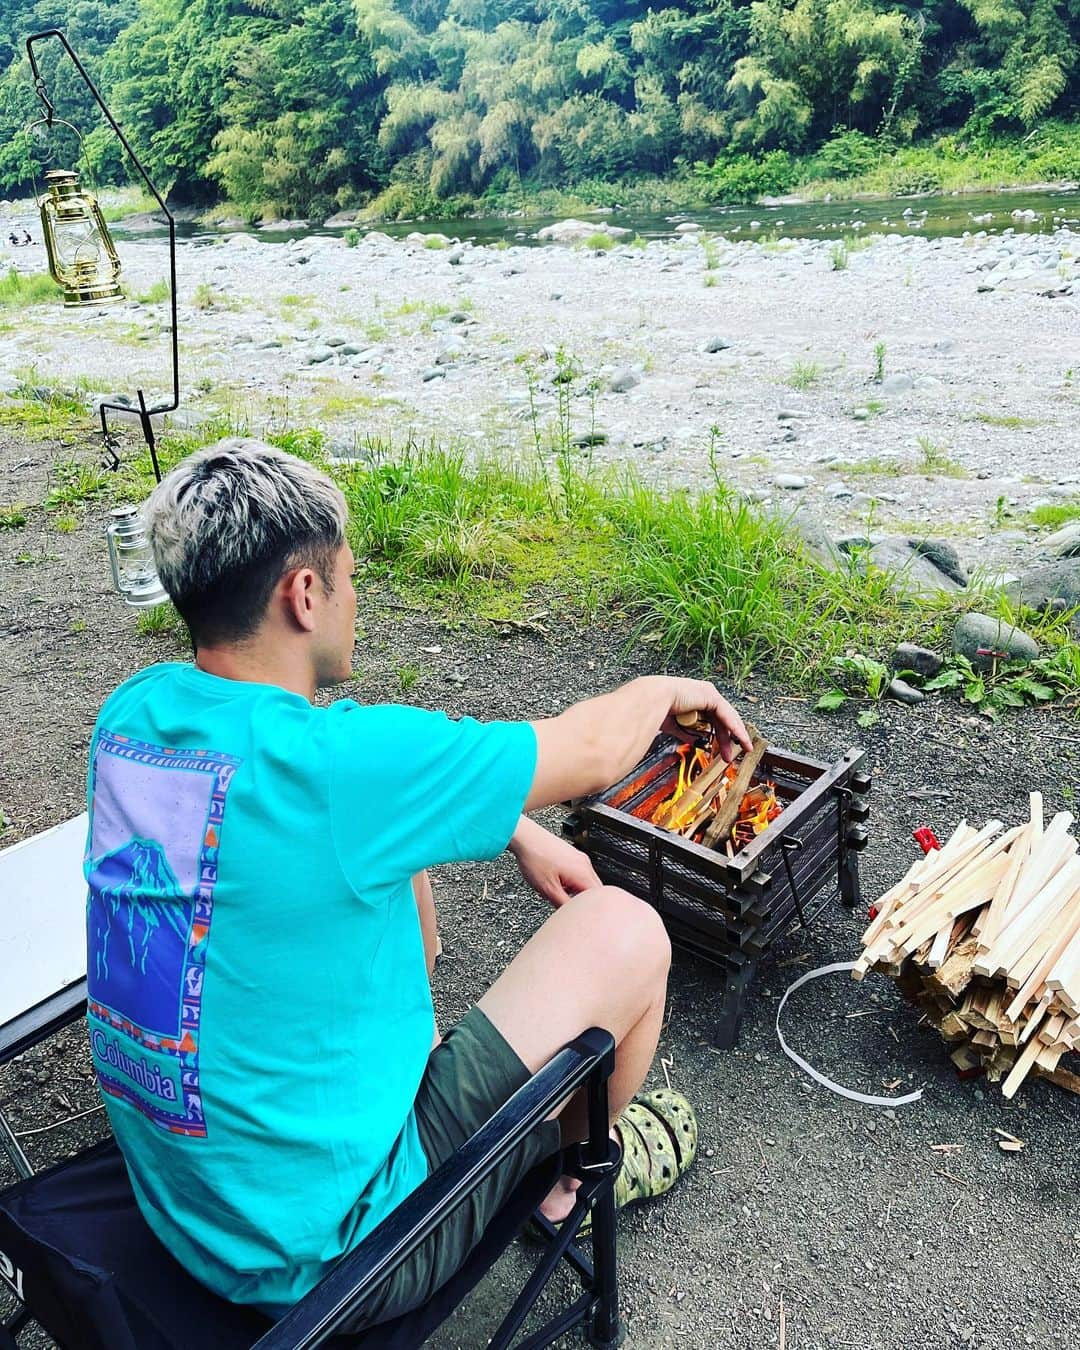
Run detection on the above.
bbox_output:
[853,793,1080,1100]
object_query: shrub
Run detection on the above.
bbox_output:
[809,130,880,180]
[693,151,797,204]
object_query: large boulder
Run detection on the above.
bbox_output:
[953,613,1038,670]
[865,537,966,597]
[535,219,630,244]
[907,537,968,588]
[1006,560,1080,625]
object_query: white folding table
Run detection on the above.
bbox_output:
[0,816,90,1178]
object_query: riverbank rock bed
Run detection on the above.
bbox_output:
[1,219,1077,581]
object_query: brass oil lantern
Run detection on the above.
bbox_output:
[38,168,122,306]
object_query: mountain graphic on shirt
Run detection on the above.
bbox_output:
[87,837,191,1037]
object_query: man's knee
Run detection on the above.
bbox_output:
[576,885,671,978]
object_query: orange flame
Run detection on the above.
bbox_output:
[628,738,781,852]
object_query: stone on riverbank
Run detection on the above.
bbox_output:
[1006,561,1080,622]
[608,367,641,393]
[891,643,943,678]
[953,613,1038,669]
[1041,521,1080,558]
[888,677,925,705]
[864,537,967,596]
[909,538,968,588]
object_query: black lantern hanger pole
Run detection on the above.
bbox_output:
[26,29,179,483]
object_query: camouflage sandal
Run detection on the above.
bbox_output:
[576,1088,699,1239]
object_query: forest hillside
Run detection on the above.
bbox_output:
[1,0,1078,219]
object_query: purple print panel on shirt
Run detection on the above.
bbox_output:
[86,730,241,1138]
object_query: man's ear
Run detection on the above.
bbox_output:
[282,567,320,634]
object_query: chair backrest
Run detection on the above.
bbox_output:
[0,815,88,1030]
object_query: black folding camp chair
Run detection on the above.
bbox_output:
[0,823,623,1350]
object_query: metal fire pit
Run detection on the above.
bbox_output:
[563,738,871,1047]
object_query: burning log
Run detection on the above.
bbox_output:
[629,722,780,854]
[853,794,1080,1100]
[701,733,768,849]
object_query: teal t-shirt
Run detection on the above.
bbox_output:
[83,662,537,1316]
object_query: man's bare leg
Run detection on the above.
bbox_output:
[413,871,439,978]
[413,872,441,1049]
[478,885,671,1221]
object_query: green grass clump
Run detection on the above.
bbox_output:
[0,504,28,529]
[787,361,822,391]
[0,383,92,435]
[0,268,57,309]
[423,235,449,250]
[193,283,238,311]
[331,438,1025,686]
[976,413,1038,429]
[583,233,616,251]
[135,280,170,304]
[1029,500,1080,529]
[43,460,113,511]
[135,603,182,637]
[915,436,968,478]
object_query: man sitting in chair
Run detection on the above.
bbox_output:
[83,439,750,1330]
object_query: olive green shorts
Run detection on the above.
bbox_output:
[339,1006,563,1335]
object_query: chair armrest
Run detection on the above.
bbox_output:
[251,1027,615,1350]
[0,981,87,1066]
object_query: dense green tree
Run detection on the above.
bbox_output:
[1,0,1078,208]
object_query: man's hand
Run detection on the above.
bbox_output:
[527,675,752,811]
[657,679,751,764]
[509,816,601,907]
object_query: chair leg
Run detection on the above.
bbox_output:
[0,1109,32,1181]
[586,1184,622,1349]
[583,1053,623,1349]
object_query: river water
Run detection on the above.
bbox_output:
[161,185,1079,248]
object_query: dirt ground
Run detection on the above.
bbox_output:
[1,430,1079,1350]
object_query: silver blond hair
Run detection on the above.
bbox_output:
[144,437,348,643]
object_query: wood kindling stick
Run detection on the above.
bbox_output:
[902,820,1005,898]
[999,812,1076,923]
[653,749,733,829]
[1003,1028,1046,1098]
[1005,882,1080,995]
[977,856,1080,978]
[701,732,768,849]
[1046,920,1080,998]
[977,823,1032,952]
[889,849,1015,955]
[862,822,974,945]
[1001,891,1080,1019]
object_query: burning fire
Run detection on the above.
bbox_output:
[628,738,782,851]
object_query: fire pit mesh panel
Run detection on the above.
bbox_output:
[565,741,868,1046]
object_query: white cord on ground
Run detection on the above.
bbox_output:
[777,960,923,1107]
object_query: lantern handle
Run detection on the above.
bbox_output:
[26,29,179,483]
[21,116,95,206]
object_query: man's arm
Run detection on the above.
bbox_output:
[525,675,750,812]
[509,814,601,905]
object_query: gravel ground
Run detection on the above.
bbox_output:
[1,429,1079,1349]
[1,211,1078,575]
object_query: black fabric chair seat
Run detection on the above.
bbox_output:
[0,1139,561,1350]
